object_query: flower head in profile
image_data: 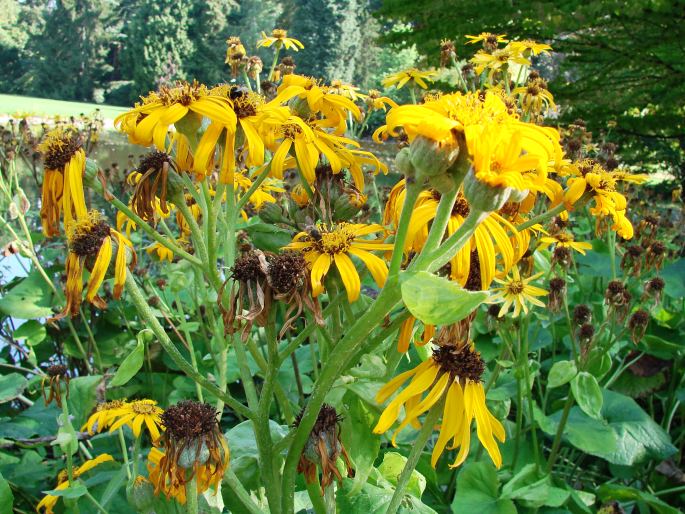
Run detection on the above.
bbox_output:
[382,68,437,90]
[465,32,508,51]
[82,399,128,434]
[108,399,164,441]
[225,36,247,76]
[41,364,69,408]
[52,210,135,320]
[128,151,175,223]
[538,231,592,255]
[374,340,504,468]
[38,127,87,237]
[257,29,304,51]
[490,266,548,317]
[470,47,530,77]
[285,223,392,302]
[508,39,552,56]
[294,404,354,493]
[151,401,229,502]
[37,454,114,514]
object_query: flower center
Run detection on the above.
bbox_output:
[68,211,111,257]
[315,226,355,255]
[131,401,157,415]
[39,129,82,170]
[433,345,485,382]
[156,81,207,106]
[507,280,525,295]
[232,90,262,118]
[231,252,266,282]
[161,400,218,440]
[272,29,288,39]
[283,123,303,140]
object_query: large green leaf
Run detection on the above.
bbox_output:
[598,484,680,514]
[13,320,47,346]
[110,339,145,387]
[661,258,685,299]
[341,393,381,494]
[0,373,27,403]
[67,375,103,426]
[546,406,618,457]
[337,478,437,514]
[400,271,488,325]
[379,452,426,499]
[501,464,570,508]
[451,461,516,514]
[548,360,577,388]
[0,271,56,319]
[600,390,677,466]
[570,372,603,419]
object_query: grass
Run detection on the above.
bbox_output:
[0,94,126,120]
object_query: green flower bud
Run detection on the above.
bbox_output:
[259,201,286,224]
[166,169,186,200]
[462,168,511,212]
[288,96,313,119]
[332,194,362,221]
[178,440,210,469]
[395,147,414,177]
[409,135,459,178]
[126,476,155,513]
[174,111,204,143]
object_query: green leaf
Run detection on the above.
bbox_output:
[546,407,618,457]
[400,271,488,325]
[600,390,677,466]
[661,258,685,299]
[548,360,577,388]
[378,452,426,498]
[451,461,516,514]
[13,320,46,346]
[570,372,603,419]
[501,464,570,509]
[45,482,88,499]
[67,375,103,426]
[244,223,292,252]
[0,472,13,512]
[337,478,437,514]
[598,484,680,514]
[0,373,28,403]
[0,271,56,319]
[110,339,144,387]
[341,393,381,494]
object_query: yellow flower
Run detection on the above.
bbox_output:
[508,39,553,56]
[511,79,556,116]
[38,127,88,237]
[147,447,187,503]
[291,184,310,207]
[37,454,114,514]
[81,400,128,434]
[465,33,508,46]
[257,29,304,51]
[374,345,504,468]
[225,36,246,76]
[538,232,592,255]
[329,79,367,102]
[470,47,530,76]
[234,169,285,210]
[397,316,434,353]
[52,210,135,321]
[386,180,521,289]
[381,68,437,90]
[114,81,237,154]
[490,267,548,317]
[146,241,174,262]
[365,89,398,112]
[285,223,393,302]
[108,399,164,441]
[270,75,361,134]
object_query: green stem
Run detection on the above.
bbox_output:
[388,180,420,278]
[174,295,204,402]
[236,164,272,213]
[267,46,282,81]
[546,393,574,472]
[416,185,458,257]
[385,402,442,514]
[118,429,132,482]
[225,467,265,514]
[109,195,202,266]
[124,271,251,419]
[175,196,217,288]
[232,336,259,411]
[185,474,198,514]
[306,479,327,514]
[84,491,109,514]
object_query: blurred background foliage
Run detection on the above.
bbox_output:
[0,0,683,181]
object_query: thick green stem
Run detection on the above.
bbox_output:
[225,468,265,514]
[385,403,442,514]
[387,180,421,278]
[306,479,327,514]
[546,393,574,472]
[236,164,272,213]
[185,474,198,514]
[118,429,132,482]
[124,271,251,418]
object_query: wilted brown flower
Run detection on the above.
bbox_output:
[42,364,70,407]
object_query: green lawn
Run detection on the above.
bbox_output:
[0,94,126,120]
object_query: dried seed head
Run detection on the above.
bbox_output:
[549,277,566,293]
[432,345,485,382]
[46,364,68,378]
[573,304,592,325]
[578,323,595,341]
[294,404,342,436]
[268,251,307,295]
[161,400,219,442]
[644,277,665,297]
[231,252,266,283]
[137,151,171,174]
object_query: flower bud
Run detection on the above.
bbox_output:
[258,202,286,224]
[166,168,186,199]
[126,476,155,513]
[332,194,362,221]
[288,96,312,119]
[174,111,204,144]
[394,147,414,177]
[462,168,511,212]
[409,135,459,178]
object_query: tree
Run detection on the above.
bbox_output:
[120,0,194,99]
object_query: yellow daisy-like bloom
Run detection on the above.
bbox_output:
[81,400,128,435]
[285,223,393,302]
[291,184,310,207]
[257,29,304,51]
[234,169,285,210]
[508,39,553,56]
[37,454,114,514]
[38,127,88,237]
[490,267,548,317]
[470,47,530,77]
[108,399,164,441]
[381,68,437,90]
[385,180,521,289]
[511,79,556,116]
[225,36,246,76]
[114,81,237,154]
[52,210,135,320]
[329,79,368,102]
[538,232,592,255]
[564,160,644,239]
[465,33,508,46]
[365,89,398,112]
[374,344,505,468]
[146,241,174,262]
[270,75,361,134]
